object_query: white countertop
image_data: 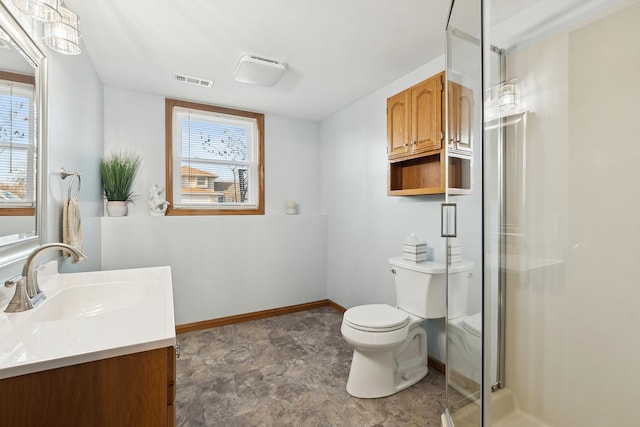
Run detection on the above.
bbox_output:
[0,262,176,380]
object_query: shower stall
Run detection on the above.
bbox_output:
[444,0,640,425]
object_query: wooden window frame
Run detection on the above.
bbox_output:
[165,98,265,216]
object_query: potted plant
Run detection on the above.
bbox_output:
[100,151,141,216]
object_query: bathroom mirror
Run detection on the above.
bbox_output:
[0,3,47,270]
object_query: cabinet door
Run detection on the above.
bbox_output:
[387,90,411,158]
[411,73,443,154]
[449,81,473,155]
[167,346,176,427]
[0,348,171,426]
[448,81,459,148]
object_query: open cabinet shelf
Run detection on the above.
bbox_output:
[448,155,472,194]
[388,151,445,195]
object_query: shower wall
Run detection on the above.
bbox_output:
[503,3,640,425]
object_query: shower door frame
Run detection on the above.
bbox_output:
[444,0,489,420]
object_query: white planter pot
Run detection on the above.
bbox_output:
[106,201,128,217]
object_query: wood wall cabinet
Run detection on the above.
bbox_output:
[387,72,443,160]
[387,72,445,195]
[0,347,177,427]
[387,72,473,195]
[447,80,474,193]
[448,81,473,156]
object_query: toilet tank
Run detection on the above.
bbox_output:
[389,257,473,319]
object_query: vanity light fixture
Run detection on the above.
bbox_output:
[498,78,519,111]
[42,4,80,55]
[11,0,61,22]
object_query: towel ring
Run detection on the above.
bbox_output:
[60,167,81,200]
[68,174,81,199]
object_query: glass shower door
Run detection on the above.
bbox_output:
[444,0,484,425]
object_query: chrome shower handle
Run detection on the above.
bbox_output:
[441,203,457,238]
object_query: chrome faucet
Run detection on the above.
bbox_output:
[4,243,87,313]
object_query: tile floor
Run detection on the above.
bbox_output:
[175,307,446,426]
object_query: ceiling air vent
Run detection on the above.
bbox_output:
[234,54,287,86]
[173,73,214,88]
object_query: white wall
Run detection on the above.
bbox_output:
[502,3,640,425]
[566,6,640,423]
[503,30,570,424]
[0,1,104,278]
[46,49,104,273]
[100,87,326,325]
[102,215,326,325]
[320,56,484,362]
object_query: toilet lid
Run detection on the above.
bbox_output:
[462,312,482,338]
[344,304,410,332]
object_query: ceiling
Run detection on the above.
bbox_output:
[64,0,452,121]
[62,0,636,121]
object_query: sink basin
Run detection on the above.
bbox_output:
[30,282,147,322]
[0,263,175,380]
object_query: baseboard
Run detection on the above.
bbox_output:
[327,299,347,313]
[176,299,345,334]
[429,356,446,374]
[450,367,480,394]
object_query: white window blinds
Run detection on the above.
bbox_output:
[0,79,35,208]
[171,106,258,209]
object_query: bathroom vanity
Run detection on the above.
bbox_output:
[0,263,176,426]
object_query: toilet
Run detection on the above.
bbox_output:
[340,256,474,398]
[445,256,480,389]
[448,311,482,387]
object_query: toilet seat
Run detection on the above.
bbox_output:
[344,304,409,332]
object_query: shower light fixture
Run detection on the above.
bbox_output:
[11,0,61,22]
[498,79,519,111]
[42,5,81,55]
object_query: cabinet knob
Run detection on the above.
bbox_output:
[403,143,409,148]
[411,140,417,145]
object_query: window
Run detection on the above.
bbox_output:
[165,98,264,215]
[0,71,36,216]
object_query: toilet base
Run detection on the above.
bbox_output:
[448,315,481,385]
[346,324,428,398]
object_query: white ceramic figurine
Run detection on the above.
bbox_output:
[148,184,169,215]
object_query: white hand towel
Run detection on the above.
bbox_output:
[63,198,83,256]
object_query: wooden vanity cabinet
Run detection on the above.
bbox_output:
[0,346,177,427]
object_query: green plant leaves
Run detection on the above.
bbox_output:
[99,151,140,202]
